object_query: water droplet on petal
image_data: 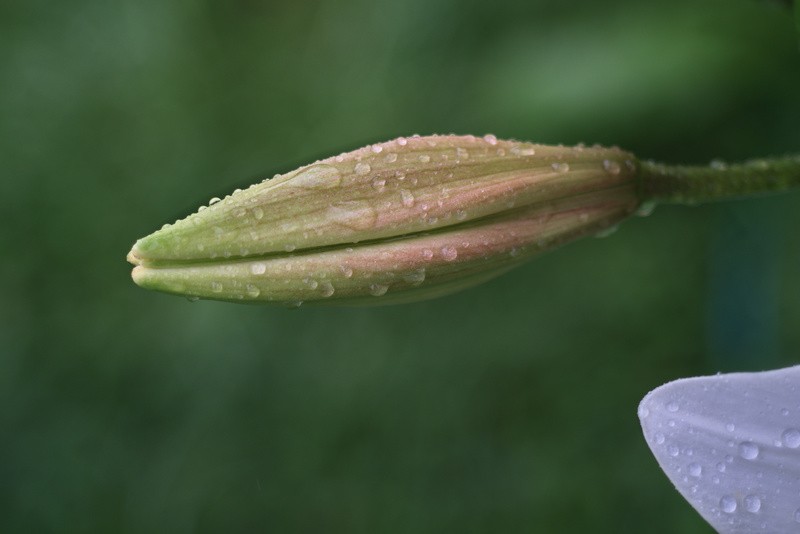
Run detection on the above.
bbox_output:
[739,441,759,460]
[688,463,702,477]
[744,495,761,513]
[782,428,800,448]
[720,495,737,513]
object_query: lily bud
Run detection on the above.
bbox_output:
[128,135,640,305]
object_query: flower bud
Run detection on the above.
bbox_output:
[128,135,640,305]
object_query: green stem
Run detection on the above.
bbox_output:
[639,155,800,204]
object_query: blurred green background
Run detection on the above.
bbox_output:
[2,0,800,532]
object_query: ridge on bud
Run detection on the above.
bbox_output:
[128,134,641,305]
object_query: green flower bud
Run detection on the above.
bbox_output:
[128,135,640,305]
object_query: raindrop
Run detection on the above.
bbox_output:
[396,137,408,146]
[782,428,800,448]
[369,283,389,296]
[292,164,343,189]
[400,189,415,208]
[720,495,737,514]
[483,134,498,145]
[246,284,260,298]
[744,495,761,513]
[385,153,398,163]
[319,281,335,297]
[688,463,702,477]
[603,159,621,175]
[186,296,199,302]
[551,162,569,173]
[250,263,267,275]
[739,441,759,460]
[354,162,371,175]
[403,268,426,285]
[209,197,221,205]
[371,144,383,154]
[441,246,458,261]
[636,201,656,217]
[327,202,378,231]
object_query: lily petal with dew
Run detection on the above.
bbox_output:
[639,365,800,533]
[128,135,639,305]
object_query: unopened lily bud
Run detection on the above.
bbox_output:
[128,135,640,305]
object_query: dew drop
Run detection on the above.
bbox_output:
[400,189,415,208]
[250,263,267,275]
[209,197,221,205]
[551,162,569,173]
[654,433,665,445]
[667,400,679,412]
[418,154,431,163]
[327,201,378,231]
[668,444,679,457]
[319,281,335,298]
[371,144,383,154]
[354,162,371,175]
[340,265,354,278]
[210,281,223,293]
[720,495,737,514]
[246,284,260,298]
[284,244,297,252]
[422,249,434,260]
[253,207,264,220]
[688,463,702,477]
[369,283,389,296]
[385,153,398,163]
[739,441,759,460]
[441,246,458,261]
[636,201,656,217]
[603,159,621,175]
[396,137,408,146]
[782,428,800,448]
[744,495,761,513]
[403,268,426,285]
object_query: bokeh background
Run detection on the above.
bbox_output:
[2,0,800,532]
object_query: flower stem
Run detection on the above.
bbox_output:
[638,155,800,204]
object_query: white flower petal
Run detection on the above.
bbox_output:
[639,365,800,533]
